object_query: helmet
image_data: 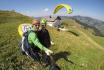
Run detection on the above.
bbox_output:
[41,18,47,25]
[32,19,40,25]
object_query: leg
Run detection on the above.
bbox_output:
[28,48,41,61]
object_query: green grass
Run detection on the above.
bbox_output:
[47,20,104,70]
[0,10,33,24]
[90,36,104,47]
[0,11,104,70]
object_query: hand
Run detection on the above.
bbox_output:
[51,41,54,45]
[45,49,53,55]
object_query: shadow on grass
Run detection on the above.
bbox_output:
[68,30,79,36]
[53,51,74,64]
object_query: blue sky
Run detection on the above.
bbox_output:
[0,0,104,20]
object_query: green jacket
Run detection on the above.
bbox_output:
[28,31,48,51]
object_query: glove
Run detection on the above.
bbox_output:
[45,49,53,55]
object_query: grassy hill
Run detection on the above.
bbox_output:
[0,10,33,24]
[0,10,104,70]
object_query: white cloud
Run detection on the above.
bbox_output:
[44,8,49,12]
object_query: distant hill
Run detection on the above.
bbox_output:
[36,15,104,36]
[0,10,33,23]
[71,16,104,36]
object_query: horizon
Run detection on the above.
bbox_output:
[0,0,104,21]
[0,9,104,22]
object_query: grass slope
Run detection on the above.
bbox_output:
[0,11,104,70]
[0,10,33,24]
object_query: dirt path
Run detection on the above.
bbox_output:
[78,30,104,51]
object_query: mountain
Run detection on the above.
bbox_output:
[71,16,104,36]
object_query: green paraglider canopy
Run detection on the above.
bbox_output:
[53,4,72,14]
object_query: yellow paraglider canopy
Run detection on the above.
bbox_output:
[53,4,72,14]
[18,24,31,37]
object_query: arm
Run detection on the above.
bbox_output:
[46,30,54,45]
[29,32,48,51]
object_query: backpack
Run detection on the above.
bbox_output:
[23,30,35,49]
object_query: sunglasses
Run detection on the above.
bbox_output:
[33,24,40,27]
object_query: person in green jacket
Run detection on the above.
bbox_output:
[23,19,53,60]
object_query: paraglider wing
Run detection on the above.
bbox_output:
[53,4,72,14]
[18,24,31,37]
